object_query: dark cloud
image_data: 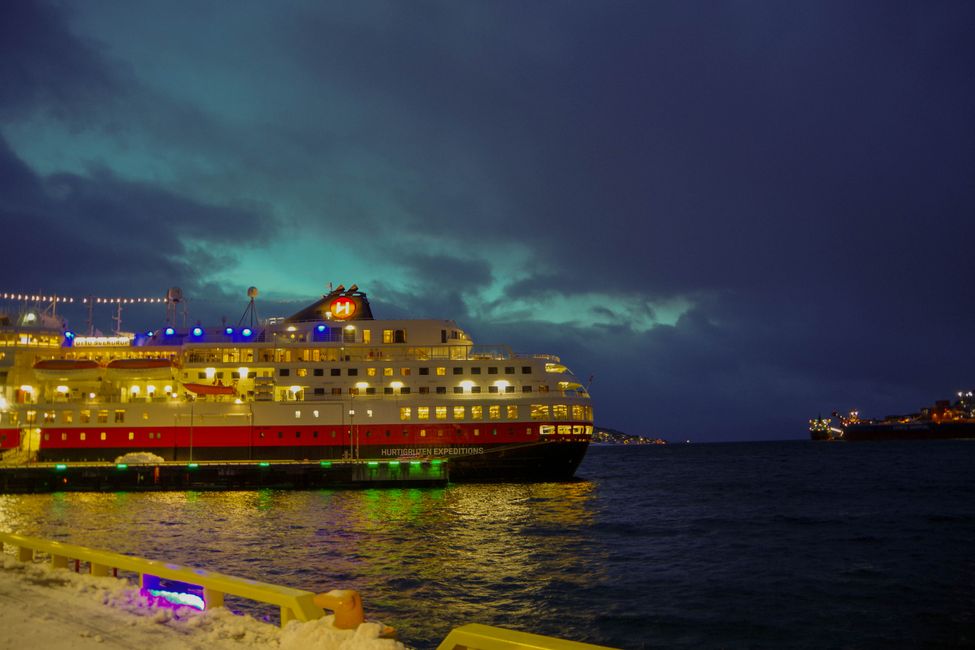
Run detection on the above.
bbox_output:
[2,1,974,439]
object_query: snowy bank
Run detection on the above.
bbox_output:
[0,556,407,650]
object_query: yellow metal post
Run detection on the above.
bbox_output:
[51,555,68,570]
[17,546,32,562]
[203,587,224,609]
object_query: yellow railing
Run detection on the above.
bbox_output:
[437,623,617,650]
[0,531,363,628]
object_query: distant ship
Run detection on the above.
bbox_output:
[810,392,975,441]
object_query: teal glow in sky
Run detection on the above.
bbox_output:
[2,1,974,440]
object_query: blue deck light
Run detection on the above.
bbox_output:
[224,327,234,335]
[242,328,253,337]
[316,324,326,332]
[164,327,175,336]
[191,327,204,337]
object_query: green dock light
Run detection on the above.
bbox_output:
[431,459,443,465]
[187,463,199,469]
[116,464,128,470]
[367,461,379,467]
[258,462,270,468]
[388,461,400,466]
[410,461,421,466]
[320,461,331,468]
[54,464,67,471]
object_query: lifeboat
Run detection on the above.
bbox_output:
[183,383,236,396]
[32,359,102,381]
[104,358,176,381]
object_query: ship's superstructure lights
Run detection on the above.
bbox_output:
[289,385,302,394]
[147,385,156,395]
[355,381,369,390]
[242,328,253,337]
[55,385,69,394]
[164,327,175,336]
[344,324,356,331]
[130,386,140,395]
[494,380,510,389]
[191,327,204,337]
[316,324,326,333]
[390,381,404,389]
[64,331,75,339]
[238,367,249,379]
[286,326,297,332]
[459,380,475,391]
[20,385,34,394]
[204,368,216,379]
[225,327,234,335]
[0,396,7,410]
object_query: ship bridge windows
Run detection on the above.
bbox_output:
[400,407,411,420]
[553,405,568,420]
[435,406,447,419]
[572,405,585,420]
[507,405,519,419]
[489,405,500,420]
[436,367,446,376]
[453,406,465,419]
[471,406,483,420]
[531,404,550,420]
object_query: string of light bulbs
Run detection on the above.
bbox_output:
[0,292,167,304]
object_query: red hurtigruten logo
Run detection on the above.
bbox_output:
[329,297,356,319]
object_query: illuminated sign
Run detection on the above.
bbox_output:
[329,297,357,320]
[73,336,133,347]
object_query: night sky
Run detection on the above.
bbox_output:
[2,1,973,441]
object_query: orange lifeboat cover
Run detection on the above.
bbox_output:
[33,359,101,371]
[183,383,236,396]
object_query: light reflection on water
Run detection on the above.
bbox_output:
[0,481,601,648]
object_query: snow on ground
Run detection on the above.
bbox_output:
[113,452,168,465]
[0,555,407,650]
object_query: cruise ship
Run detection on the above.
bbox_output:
[0,286,594,481]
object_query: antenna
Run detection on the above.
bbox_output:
[238,287,260,328]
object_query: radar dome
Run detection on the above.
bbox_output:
[247,287,259,298]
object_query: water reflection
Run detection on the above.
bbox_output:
[0,481,602,648]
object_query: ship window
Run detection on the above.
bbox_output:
[522,386,533,393]
[100,432,107,441]
[278,431,283,439]
[332,388,342,395]
[43,433,49,441]
[80,432,86,441]
[472,386,481,394]
[522,366,532,374]
[420,429,426,437]
[471,367,481,375]
[419,387,430,394]
[453,406,465,420]
[436,406,447,419]
[488,367,498,374]
[363,330,371,344]
[453,387,463,394]
[453,367,463,375]
[295,410,301,418]
[367,368,377,377]
[436,386,446,394]
[572,405,584,420]
[343,329,355,343]
[314,388,324,396]
[505,366,515,374]
[474,429,480,436]
[331,369,341,376]
[471,406,483,420]
[436,367,446,376]
[395,330,406,343]
[400,407,411,421]
[314,431,319,438]
[489,405,501,420]
[61,433,67,441]
[143,411,149,420]
[314,368,324,376]
[198,372,207,379]
[297,368,308,378]
[531,404,549,420]
[366,387,376,395]
[279,369,290,377]
[400,368,411,376]
[128,432,135,440]
[296,431,301,438]
[489,386,498,394]
[383,329,393,344]
[44,411,56,423]
[347,369,358,376]
[384,387,393,395]
[98,410,109,423]
[419,367,429,375]
[539,385,549,393]
[507,405,519,419]
[417,407,429,420]
[384,368,393,376]
[554,405,568,420]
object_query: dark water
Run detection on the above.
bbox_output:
[1,441,973,649]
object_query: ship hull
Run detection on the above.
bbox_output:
[842,421,975,441]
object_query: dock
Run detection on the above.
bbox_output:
[0,459,448,493]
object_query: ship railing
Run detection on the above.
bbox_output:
[0,531,364,629]
[516,353,562,363]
